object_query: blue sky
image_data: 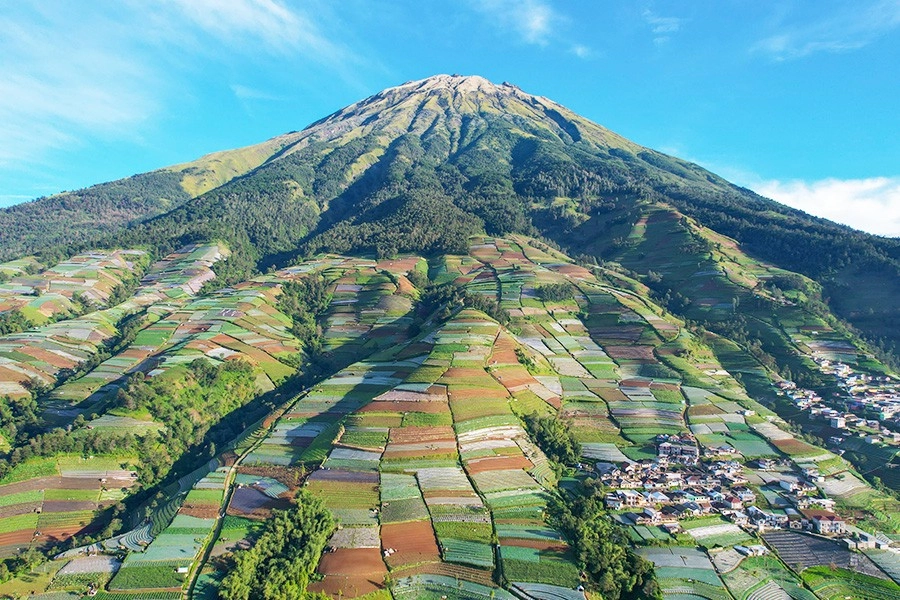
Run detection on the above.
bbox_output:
[1,0,898,235]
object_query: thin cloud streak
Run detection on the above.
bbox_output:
[753,0,900,60]
[0,1,359,171]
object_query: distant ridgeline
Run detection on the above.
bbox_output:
[0,75,898,600]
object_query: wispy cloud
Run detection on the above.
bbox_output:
[642,8,684,46]
[163,0,347,61]
[0,5,157,166]
[472,0,559,45]
[570,44,594,59]
[753,0,900,60]
[751,177,900,237]
[0,1,356,171]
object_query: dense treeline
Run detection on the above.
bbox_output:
[0,311,32,335]
[522,413,658,599]
[116,359,258,484]
[0,359,258,485]
[523,413,580,464]
[0,171,190,262]
[277,275,331,353]
[549,479,661,600]
[536,282,576,302]
[416,281,509,326]
[219,491,335,600]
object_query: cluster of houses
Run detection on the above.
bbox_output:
[598,438,851,539]
[776,357,900,448]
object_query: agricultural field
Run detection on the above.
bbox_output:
[0,250,149,325]
[1,235,896,599]
[1,244,223,402]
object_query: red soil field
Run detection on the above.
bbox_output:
[0,531,34,547]
[381,520,441,568]
[179,504,220,519]
[465,455,533,474]
[311,548,387,598]
[491,369,533,389]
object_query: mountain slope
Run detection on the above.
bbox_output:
[3,74,898,363]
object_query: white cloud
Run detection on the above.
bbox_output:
[751,177,900,237]
[0,6,158,166]
[753,0,900,60]
[642,9,684,45]
[570,44,594,59]
[163,0,346,61]
[0,1,353,171]
[473,0,560,45]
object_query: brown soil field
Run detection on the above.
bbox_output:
[18,347,77,369]
[179,504,220,519]
[650,382,680,391]
[0,503,41,519]
[491,369,533,389]
[389,427,455,444]
[237,465,305,489]
[465,455,533,474]
[0,530,35,547]
[381,520,440,569]
[500,538,568,552]
[443,367,489,380]
[619,379,652,388]
[688,404,725,416]
[311,548,386,598]
[552,264,591,278]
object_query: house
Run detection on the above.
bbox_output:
[605,494,623,510]
[658,441,700,464]
[643,507,661,524]
[830,416,846,429]
[732,487,756,503]
[723,496,743,510]
[617,490,645,507]
[646,491,670,504]
[800,509,846,535]
[735,545,769,557]
[727,511,749,525]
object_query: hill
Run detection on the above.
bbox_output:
[3,75,897,366]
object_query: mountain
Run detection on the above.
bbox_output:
[1,75,900,599]
[3,74,897,363]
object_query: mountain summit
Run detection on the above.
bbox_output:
[1,75,898,355]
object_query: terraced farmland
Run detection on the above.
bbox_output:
[2,235,897,599]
